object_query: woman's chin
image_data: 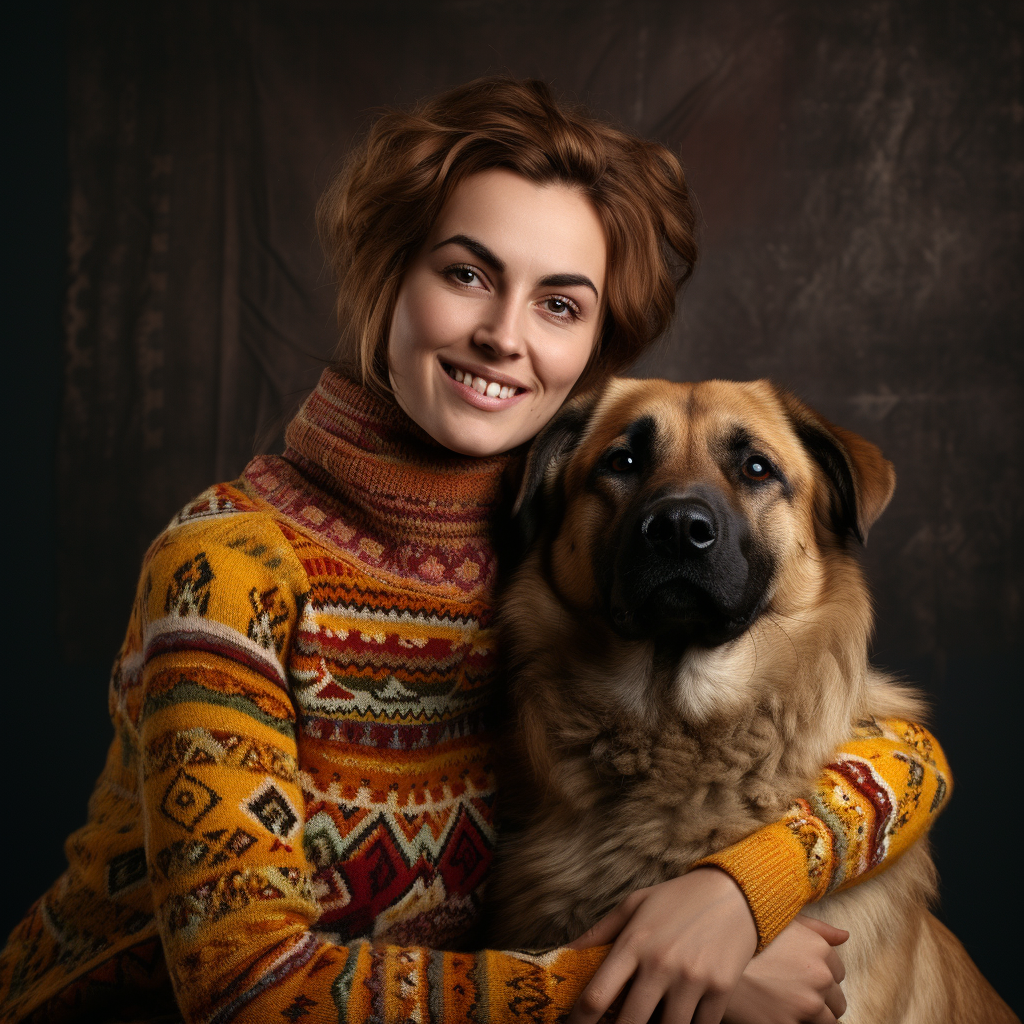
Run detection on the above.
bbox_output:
[416,403,534,457]
[437,431,518,458]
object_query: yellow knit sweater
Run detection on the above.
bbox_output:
[0,372,950,1023]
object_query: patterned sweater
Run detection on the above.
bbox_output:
[0,370,950,1023]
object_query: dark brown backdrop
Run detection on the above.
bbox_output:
[6,0,1022,1013]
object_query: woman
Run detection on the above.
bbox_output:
[0,77,949,1024]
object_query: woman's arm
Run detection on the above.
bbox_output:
[135,513,609,1023]
[695,716,952,949]
[566,720,951,1023]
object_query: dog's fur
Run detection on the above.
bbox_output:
[486,378,1015,1024]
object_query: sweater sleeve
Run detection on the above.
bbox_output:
[136,515,607,1023]
[694,717,951,950]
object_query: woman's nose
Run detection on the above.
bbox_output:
[471,297,524,358]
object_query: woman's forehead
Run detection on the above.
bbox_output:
[428,169,607,291]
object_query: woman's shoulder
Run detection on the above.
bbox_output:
[166,477,273,531]
[141,477,311,601]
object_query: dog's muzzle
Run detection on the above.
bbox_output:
[608,489,770,647]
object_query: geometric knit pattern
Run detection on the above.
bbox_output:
[696,717,950,948]
[0,370,951,1022]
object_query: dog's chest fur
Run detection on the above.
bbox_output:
[487,579,832,949]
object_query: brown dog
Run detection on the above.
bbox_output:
[486,378,1016,1023]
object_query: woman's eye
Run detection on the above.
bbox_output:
[542,296,580,320]
[447,265,481,286]
[741,455,773,482]
[609,450,637,473]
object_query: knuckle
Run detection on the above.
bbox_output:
[704,975,730,998]
[623,890,646,912]
[623,929,654,959]
[576,988,605,1014]
[701,962,733,992]
[796,993,826,1017]
[815,963,836,988]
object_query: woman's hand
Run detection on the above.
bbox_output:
[723,915,848,1024]
[566,866,759,1024]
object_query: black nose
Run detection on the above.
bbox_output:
[643,500,717,557]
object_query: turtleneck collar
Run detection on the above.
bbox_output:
[242,370,518,590]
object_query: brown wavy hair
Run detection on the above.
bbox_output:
[317,76,698,395]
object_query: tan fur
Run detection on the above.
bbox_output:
[487,379,1016,1024]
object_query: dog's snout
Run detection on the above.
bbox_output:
[642,500,718,557]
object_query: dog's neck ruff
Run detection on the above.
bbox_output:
[243,369,514,593]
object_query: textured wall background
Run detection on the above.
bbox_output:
[6,0,1022,1012]
[59,0,1022,667]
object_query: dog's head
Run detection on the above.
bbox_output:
[509,378,895,652]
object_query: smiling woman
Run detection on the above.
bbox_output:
[388,169,608,455]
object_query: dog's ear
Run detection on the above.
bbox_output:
[503,388,602,559]
[775,387,896,544]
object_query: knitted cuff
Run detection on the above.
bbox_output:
[692,821,822,951]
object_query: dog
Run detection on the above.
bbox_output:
[485,378,1016,1024]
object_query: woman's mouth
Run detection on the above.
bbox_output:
[443,362,524,400]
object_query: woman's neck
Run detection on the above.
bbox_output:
[281,368,514,546]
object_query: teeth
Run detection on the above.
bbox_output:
[445,364,518,398]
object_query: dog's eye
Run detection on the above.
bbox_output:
[609,450,637,473]
[742,455,773,482]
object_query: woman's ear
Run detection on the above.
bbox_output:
[774,386,896,544]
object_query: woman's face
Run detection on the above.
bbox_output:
[387,168,608,456]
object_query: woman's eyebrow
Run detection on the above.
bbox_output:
[431,234,505,272]
[432,235,599,300]
[538,273,599,300]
